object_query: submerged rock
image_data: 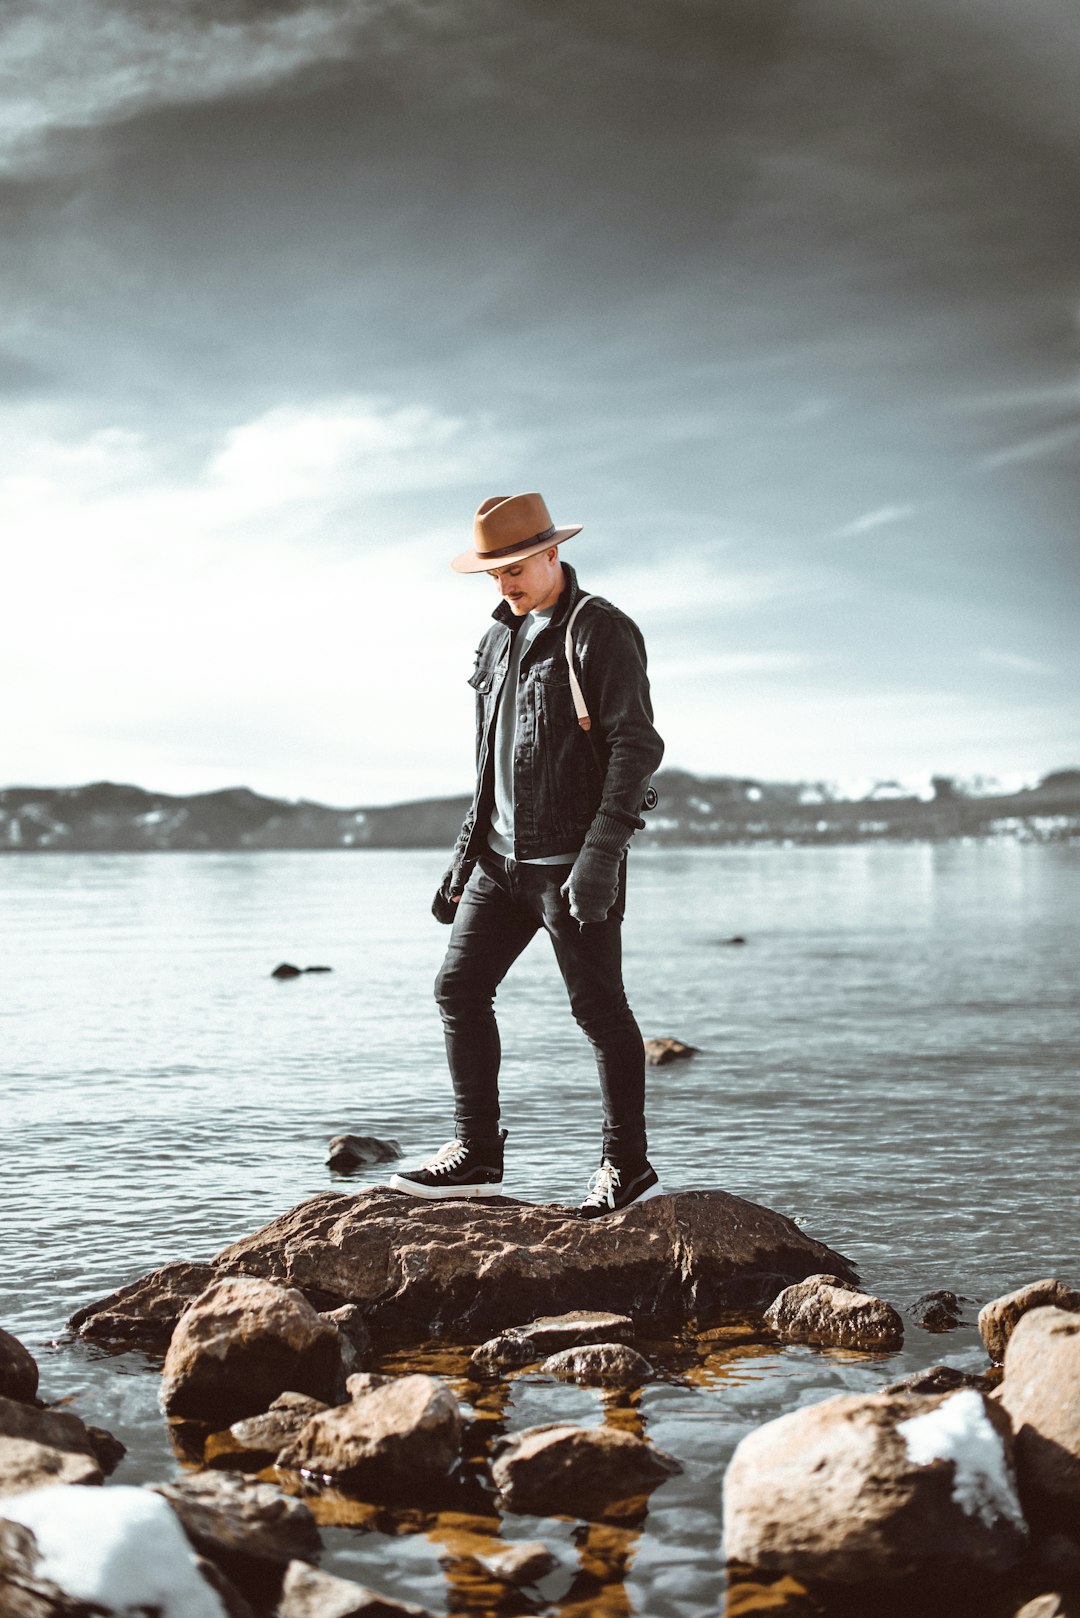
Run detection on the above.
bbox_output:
[69,1259,218,1351]
[160,1277,348,1424]
[492,1423,680,1520]
[999,1306,1080,1531]
[326,1135,402,1172]
[541,1342,655,1387]
[764,1274,904,1352]
[642,1037,698,1066]
[980,1279,1080,1365]
[474,1541,558,1586]
[0,1395,104,1496]
[276,1374,461,1495]
[908,1290,965,1332]
[0,1328,39,1406]
[881,1364,988,1398]
[276,1559,437,1617]
[723,1388,1027,1589]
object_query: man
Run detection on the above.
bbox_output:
[389,491,665,1216]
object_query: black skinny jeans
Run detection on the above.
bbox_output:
[434,853,648,1165]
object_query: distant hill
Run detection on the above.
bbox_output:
[2,769,1078,852]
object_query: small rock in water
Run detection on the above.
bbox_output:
[642,1037,698,1066]
[979,1278,1080,1364]
[218,1402,330,1470]
[326,1135,403,1172]
[880,1364,986,1397]
[908,1290,966,1332]
[475,1541,558,1586]
[303,965,333,974]
[471,1310,636,1377]
[271,962,303,979]
[276,1559,437,1617]
[0,1394,104,1496]
[719,935,747,946]
[0,1326,39,1405]
[765,1273,905,1352]
[541,1342,655,1388]
[151,1473,321,1608]
[492,1422,681,1519]
[85,1422,127,1475]
[276,1374,461,1495]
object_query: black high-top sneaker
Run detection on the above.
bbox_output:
[389,1130,506,1199]
[577,1157,663,1218]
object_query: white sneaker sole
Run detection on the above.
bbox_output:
[580,1178,666,1214]
[387,1174,504,1200]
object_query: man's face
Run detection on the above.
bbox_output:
[488,548,564,616]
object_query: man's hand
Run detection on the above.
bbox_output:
[432,863,471,924]
[561,846,620,925]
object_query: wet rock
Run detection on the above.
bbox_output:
[643,1037,698,1066]
[880,1364,988,1397]
[471,1309,636,1375]
[327,1135,402,1172]
[475,1541,558,1585]
[346,1373,389,1398]
[908,1290,965,1332]
[0,1517,81,1618]
[68,1259,218,1350]
[0,1328,39,1406]
[999,1306,1080,1531]
[272,962,302,978]
[216,1399,330,1470]
[277,1374,461,1494]
[319,1302,372,1367]
[492,1422,681,1520]
[980,1280,1080,1365]
[764,1274,905,1352]
[160,1276,348,1423]
[85,1424,126,1476]
[723,1388,1027,1588]
[723,1569,826,1615]
[276,1559,437,1617]
[152,1471,321,1608]
[541,1342,655,1387]
[0,1396,103,1496]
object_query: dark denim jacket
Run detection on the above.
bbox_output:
[453,563,665,865]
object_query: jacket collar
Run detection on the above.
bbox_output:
[491,560,582,632]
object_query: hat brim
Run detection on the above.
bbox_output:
[451,525,582,574]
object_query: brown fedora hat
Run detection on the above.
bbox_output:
[451,492,582,574]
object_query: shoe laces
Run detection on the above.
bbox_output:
[422,1139,469,1176]
[583,1161,621,1208]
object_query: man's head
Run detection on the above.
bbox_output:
[488,546,565,616]
[451,491,582,575]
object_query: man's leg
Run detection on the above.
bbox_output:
[537,861,649,1168]
[434,857,539,1144]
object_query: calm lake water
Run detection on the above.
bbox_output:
[2,844,1079,1615]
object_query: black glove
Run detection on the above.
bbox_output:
[432,861,473,924]
[561,845,621,925]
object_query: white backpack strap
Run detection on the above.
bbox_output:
[565,594,592,731]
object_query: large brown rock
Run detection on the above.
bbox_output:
[277,1374,461,1495]
[70,1189,857,1351]
[999,1306,1080,1531]
[491,1423,681,1519]
[980,1280,1080,1365]
[0,1396,103,1496]
[764,1274,904,1352]
[152,1471,321,1609]
[68,1259,218,1350]
[0,1329,39,1406]
[276,1559,436,1617]
[723,1388,1027,1589]
[160,1277,347,1423]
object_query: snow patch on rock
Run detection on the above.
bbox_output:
[0,1484,227,1617]
[897,1389,1026,1531]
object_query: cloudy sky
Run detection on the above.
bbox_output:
[2,0,1078,805]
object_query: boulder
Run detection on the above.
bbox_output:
[0,1328,39,1405]
[642,1037,698,1066]
[151,1472,321,1608]
[0,1485,230,1617]
[66,1188,853,1352]
[908,1291,965,1332]
[492,1423,681,1520]
[980,1280,1080,1365]
[541,1343,655,1387]
[470,1310,636,1375]
[723,1388,1027,1588]
[277,1374,461,1495]
[0,1396,103,1496]
[764,1274,904,1352]
[160,1277,348,1423]
[999,1306,1080,1530]
[327,1135,402,1171]
[69,1259,218,1350]
[474,1541,557,1585]
[276,1559,436,1617]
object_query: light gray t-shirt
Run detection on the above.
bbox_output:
[488,605,579,864]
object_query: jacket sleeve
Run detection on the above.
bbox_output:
[579,608,664,857]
